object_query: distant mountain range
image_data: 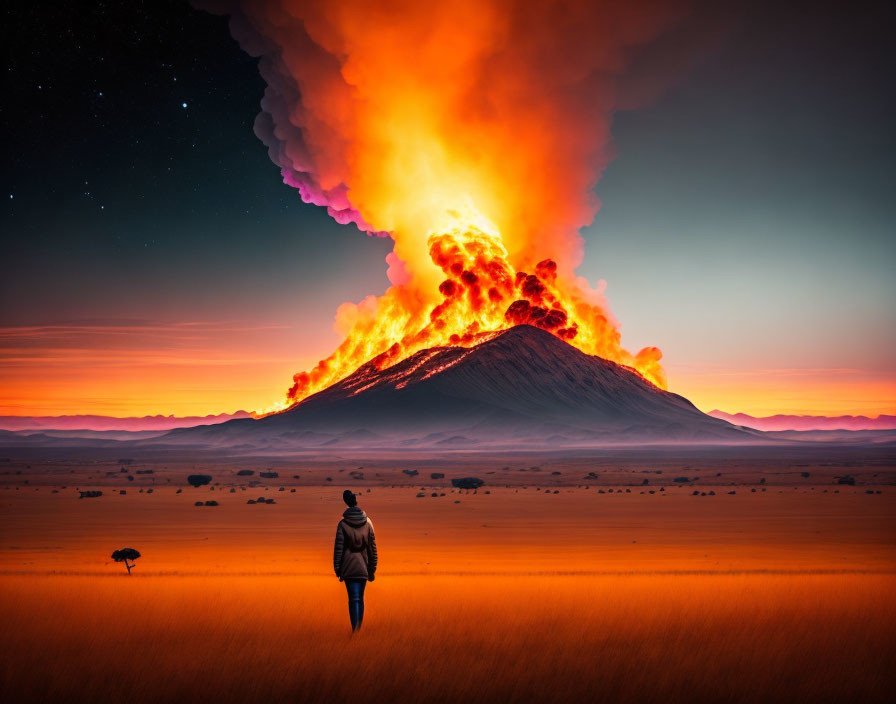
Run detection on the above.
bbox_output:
[163,325,754,449]
[708,411,896,432]
[0,411,254,432]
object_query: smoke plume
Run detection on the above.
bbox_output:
[198,0,691,404]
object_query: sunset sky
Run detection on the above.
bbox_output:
[3,0,894,418]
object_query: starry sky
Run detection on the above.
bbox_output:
[3,0,894,417]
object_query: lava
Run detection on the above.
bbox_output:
[287,213,665,404]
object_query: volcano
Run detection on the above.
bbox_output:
[164,326,753,449]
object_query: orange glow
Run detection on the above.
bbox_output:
[1,321,892,418]
[669,365,896,418]
[0,321,321,417]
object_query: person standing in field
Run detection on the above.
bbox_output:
[333,489,378,632]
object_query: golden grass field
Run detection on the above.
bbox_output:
[1,453,894,703]
[3,573,894,704]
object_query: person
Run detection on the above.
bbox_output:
[333,489,378,632]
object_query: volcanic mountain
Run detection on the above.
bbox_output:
[164,325,753,449]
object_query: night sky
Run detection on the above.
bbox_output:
[3,0,894,416]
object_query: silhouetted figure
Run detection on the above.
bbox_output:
[333,490,377,632]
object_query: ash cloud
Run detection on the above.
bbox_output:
[195,0,695,267]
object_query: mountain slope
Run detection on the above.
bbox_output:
[166,325,753,448]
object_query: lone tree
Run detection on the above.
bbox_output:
[187,474,212,488]
[111,548,141,575]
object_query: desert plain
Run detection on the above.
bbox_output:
[2,444,894,703]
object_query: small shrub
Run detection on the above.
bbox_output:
[452,477,484,490]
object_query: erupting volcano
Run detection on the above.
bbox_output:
[164,326,751,448]
[203,0,690,410]
[287,217,665,404]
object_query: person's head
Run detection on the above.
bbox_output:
[342,489,357,507]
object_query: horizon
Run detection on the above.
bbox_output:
[1,319,893,418]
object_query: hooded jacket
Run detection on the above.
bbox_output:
[333,506,378,580]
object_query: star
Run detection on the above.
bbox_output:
[182,102,187,109]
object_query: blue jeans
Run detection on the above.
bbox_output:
[345,579,366,631]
